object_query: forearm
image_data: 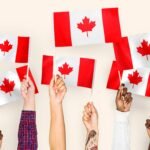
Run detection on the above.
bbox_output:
[0,140,2,149]
[85,130,99,150]
[50,101,66,150]
[23,98,35,111]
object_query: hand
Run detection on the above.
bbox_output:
[49,75,67,105]
[116,84,133,112]
[0,130,3,148]
[82,102,98,133]
[21,76,35,110]
[0,130,3,141]
[145,119,150,138]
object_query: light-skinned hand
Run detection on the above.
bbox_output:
[21,76,35,111]
[82,102,98,133]
[49,75,67,105]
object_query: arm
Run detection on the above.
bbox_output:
[0,130,3,149]
[49,75,67,150]
[17,77,38,150]
[112,84,133,150]
[145,119,150,150]
[83,102,99,150]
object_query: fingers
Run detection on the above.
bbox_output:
[116,84,124,100]
[124,92,133,104]
[49,75,55,88]
[27,76,34,88]
[55,75,67,92]
[116,84,133,103]
[0,130,3,140]
[83,103,93,122]
[145,119,150,129]
[22,76,34,88]
[83,110,91,121]
[21,79,28,91]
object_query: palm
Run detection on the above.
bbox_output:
[51,87,65,102]
[117,100,131,112]
[84,114,98,132]
[23,87,35,101]
[147,129,150,138]
[116,85,133,112]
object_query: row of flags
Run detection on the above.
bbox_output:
[41,55,95,88]
[1,7,150,105]
[0,66,38,105]
[0,36,39,105]
[107,33,150,97]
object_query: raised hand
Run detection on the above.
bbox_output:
[83,102,98,150]
[49,75,67,104]
[145,119,150,138]
[21,76,35,111]
[0,130,3,148]
[82,102,98,133]
[116,84,133,112]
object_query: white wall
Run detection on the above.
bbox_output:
[0,0,150,149]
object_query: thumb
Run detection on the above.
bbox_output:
[28,77,34,88]
[91,102,97,114]
[49,75,55,89]
[116,84,124,101]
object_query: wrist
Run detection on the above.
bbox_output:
[116,107,130,112]
[23,100,35,111]
[50,99,63,110]
[50,97,63,105]
[87,128,99,135]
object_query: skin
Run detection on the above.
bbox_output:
[21,76,35,111]
[116,84,133,112]
[0,130,3,149]
[145,119,150,138]
[49,75,67,150]
[145,120,150,150]
[82,102,99,150]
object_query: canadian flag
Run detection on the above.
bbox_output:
[114,33,150,71]
[0,71,21,106]
[53,8,122,47]
[41,55,95,88]
[0,36,29,63]
[16,65,39,94]
[121,68,150,97]
[106,61,122,90]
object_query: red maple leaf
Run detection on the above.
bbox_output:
[58,62,73,79]
[137,40,150,61]
[0,78,15,96]
[128,70,142,88]
[0,40,13,55]
[77,16,96,37]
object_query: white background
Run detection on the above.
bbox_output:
[0,0,150,150]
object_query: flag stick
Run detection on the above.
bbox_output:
[89,60,96,102]
[27,63,30,81]
[26,38,30,81]
[118,70,125,100]
[118,70,122,85]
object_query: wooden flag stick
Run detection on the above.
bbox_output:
[89,60,96,102]
[26,38,31,81]
[26,48,30,81]
[27,63,30,81]
[118,70,122,85]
